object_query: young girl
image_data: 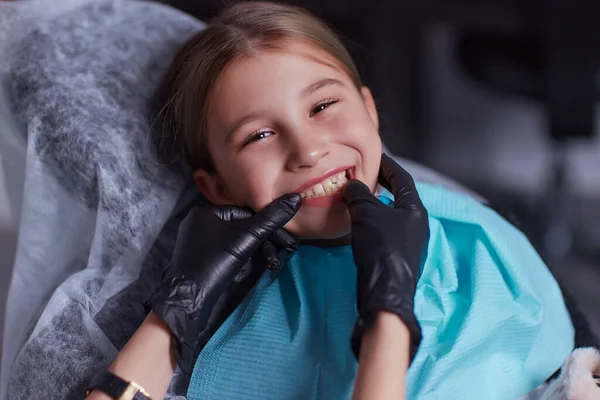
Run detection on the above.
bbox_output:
[85,2,574,399]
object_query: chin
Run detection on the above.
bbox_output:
[285,207,351,240]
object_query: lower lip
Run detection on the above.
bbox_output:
[301,191,344,207]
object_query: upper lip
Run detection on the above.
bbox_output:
[293,165,353,193]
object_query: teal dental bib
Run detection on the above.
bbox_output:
[187,183,574,400]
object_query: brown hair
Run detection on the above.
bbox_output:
[152,1,362,173]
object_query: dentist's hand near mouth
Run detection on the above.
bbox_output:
[86,194,301,400]
[343,154,430,400]
[149,193,302,375]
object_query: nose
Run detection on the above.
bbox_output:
[285,129,330,171]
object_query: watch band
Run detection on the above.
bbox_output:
[86,370,152,400]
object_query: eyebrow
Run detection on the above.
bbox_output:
[301,77,345,97]
[225,112,263,144]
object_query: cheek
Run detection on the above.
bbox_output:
[222,158,280,210]
[364,137,382,190]
[332,101,380,144]
[333,106,382,186]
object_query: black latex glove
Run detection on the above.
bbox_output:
[343,154,430,362]
[148,193,301,374]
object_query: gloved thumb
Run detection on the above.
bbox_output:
[246,193,302,242]
[343,180,378,207]
[379,154,424,210]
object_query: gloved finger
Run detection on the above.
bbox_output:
[179,205,255,240]
[260,240,281,271]
[378,154,424,210]
[342,179,379,206]
[211,204,254,222]
[177,206,211,238]
[246,193,302,242]
[269,228,298,252]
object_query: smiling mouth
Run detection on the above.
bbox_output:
[299,168,354,199]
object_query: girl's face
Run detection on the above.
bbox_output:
[195,41,382,239]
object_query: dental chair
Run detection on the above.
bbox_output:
[0,1,596,399]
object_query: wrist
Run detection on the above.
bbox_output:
[352,308,422,362]
[110,311,176,374]
[352,311,410,400]
[96,311,176,400]
[370,311,411,336]
[360,312,410,352]
[361,311,410,359]
[146,310,174,335]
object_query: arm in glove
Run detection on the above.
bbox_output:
[148,193,301,374]
[343,154,430,362]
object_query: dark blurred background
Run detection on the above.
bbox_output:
[0,0,599,348]
[160,0,600,333]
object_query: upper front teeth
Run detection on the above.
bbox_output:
[300,171,348,198]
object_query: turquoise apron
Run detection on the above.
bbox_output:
[188,182,574,399]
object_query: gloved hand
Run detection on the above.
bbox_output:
[343,154,430,362]
[148,193,301,374]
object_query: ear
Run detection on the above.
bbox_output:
[360,86,379,131]
[193,169,236,205]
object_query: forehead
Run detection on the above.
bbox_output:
[214,41,350,98]
[207,41,353,126]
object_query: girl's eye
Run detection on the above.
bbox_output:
[310,99,338,117]
[243,129,273,146]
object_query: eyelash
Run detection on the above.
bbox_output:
[310,98,339,117]
[242,98,339,146]
[243,130,272,146]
